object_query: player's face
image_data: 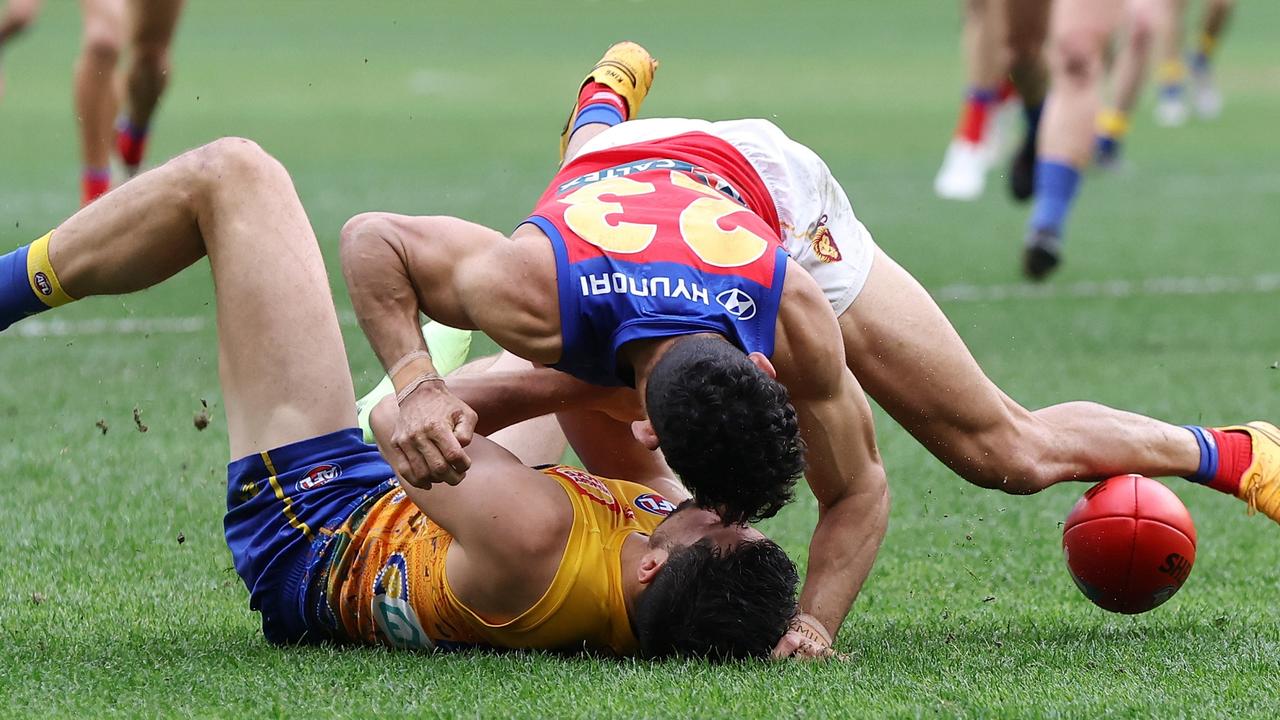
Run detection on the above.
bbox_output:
[648,500,765,552]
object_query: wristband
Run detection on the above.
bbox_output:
[395,372,445,403]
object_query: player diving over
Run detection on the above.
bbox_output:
[0,138,801,658]
[337,43,1280,658]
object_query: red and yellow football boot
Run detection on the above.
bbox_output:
[559,41,659,162]
[1219,422,1280,522]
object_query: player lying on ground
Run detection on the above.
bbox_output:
[337,43,1280,658]
[0,137,800,658]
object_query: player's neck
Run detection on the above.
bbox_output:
[619,532,651,631]
[620,332,723,395]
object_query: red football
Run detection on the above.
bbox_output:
[1063,474,1197,614]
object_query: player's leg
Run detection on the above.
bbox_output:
[935,0,1010,202]
[0,0,42,101]
[559,41,658,164]
[74,0,126,205]
[0,137,355,458]
[117,0,183,176]
[1022,0,1127,280]
[1096,0,1176,167]
[1188,0,1233,118]
[1153,0,1191,125]
[839,248,1276,519]
[1005,0,1050,202]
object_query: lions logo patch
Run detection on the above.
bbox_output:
[806,215,842,264]
[299,463,341,491]
[372,554,434,650]
[634,493,676,517]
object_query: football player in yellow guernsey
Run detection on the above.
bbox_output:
[0,138,799,658]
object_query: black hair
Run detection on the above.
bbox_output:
[645,335,805,524]
[632,538,799,660]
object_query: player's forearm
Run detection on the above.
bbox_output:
[340,220,437,381]
[446,368,605,435]
[372,367,610,438]
[798,485,889,638]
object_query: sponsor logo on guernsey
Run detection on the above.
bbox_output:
[579,273,711,305]
[33,272,53,296]
[299,463,341,491]
[634,493,677,517]
[715,288,757,320]
[555,466,624,516]
[372,553,435,650]
[806,214,842,264]
[559,160,747,206]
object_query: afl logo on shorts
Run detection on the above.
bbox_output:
[33,272,53,296]
[807,214,842,264]
[634,493,677,517]
[715,289,757,321]
[299,463,342,490]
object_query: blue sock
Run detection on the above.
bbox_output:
[1023,102,1043,150]
[1182,425,1219,484]
[1028,160,1081,235]
[571,103,624,135]
[0,245,49,332]
[1190,52,1210,74]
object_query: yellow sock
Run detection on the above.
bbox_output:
[1159,58,1187,86]
[26,231,76,308]
[1198,32,1218,60]
[1096,109,1131,140]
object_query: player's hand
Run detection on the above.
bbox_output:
[771,612,836,661]
[388,381,477,488]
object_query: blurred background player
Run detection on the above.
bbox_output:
[0,0,41,102]
[75,0,185,205]
[934,0,1051,203]
[1095,0,1236,167]
[1153,0,1235,125]
[1021,0,1127,280]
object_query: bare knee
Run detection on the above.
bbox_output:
[1050,27,1106,86]
[174,137,287,209]
[1126,8,1158,52]
[81,29,122,65]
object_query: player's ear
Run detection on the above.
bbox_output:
[632,419,660,450]
[637,548,670,585]
[746,352,777,379]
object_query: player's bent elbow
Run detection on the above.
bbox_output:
[339,212,399,269]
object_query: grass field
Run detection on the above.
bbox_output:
[2,1,1279,717]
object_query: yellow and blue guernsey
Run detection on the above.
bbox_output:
[223,428,676,654]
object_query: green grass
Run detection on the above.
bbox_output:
[2,1,1279,717]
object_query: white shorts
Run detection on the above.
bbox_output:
[577,118,877,315]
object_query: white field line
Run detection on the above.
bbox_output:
[6,275,1278,339]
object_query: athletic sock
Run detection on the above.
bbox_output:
[1095,109,1129,159]
[956,86,997,144]
[570,81,628,136]
[1191,33,1216,73]
[997,77,1017,103]
[1158,58,1187,97]
[116,117,149,167]
[82,167,110,206]
[0,232,76,332]
[1022,101,1043,151]
[1183,426,1254,495]
[1027,159,1080,234]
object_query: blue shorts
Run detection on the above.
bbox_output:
[224,428,395,644]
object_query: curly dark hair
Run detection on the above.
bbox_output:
[645,335,805,524]
[632,537,799,659]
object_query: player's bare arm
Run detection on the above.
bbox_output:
[770,261,889,657]
[340,213,560,488]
